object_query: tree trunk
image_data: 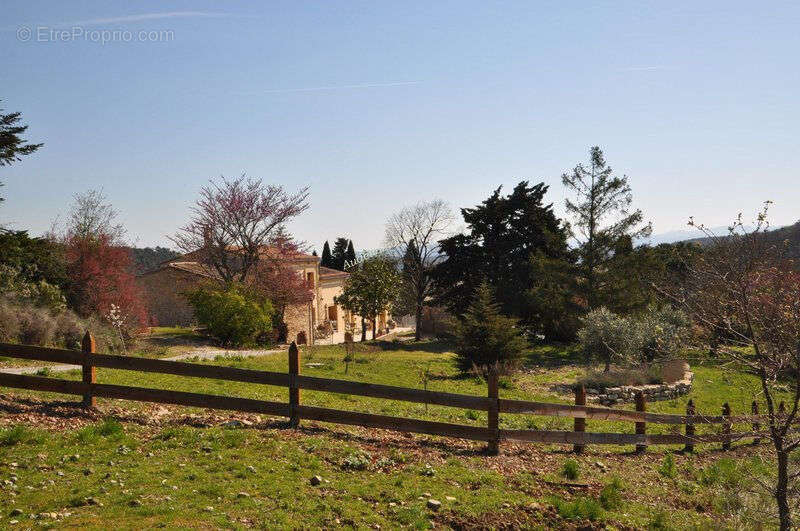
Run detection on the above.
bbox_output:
[372,318,376,340]
[415,302,423,341]
[360,317,366,342]
[777,448,792,530]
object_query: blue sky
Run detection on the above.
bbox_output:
[2,1,799,250]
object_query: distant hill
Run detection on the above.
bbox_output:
[685,220,800,259]
[127,246,180,274]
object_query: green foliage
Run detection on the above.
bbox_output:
[76,418,124,443]
[562,146,652,311]
[561,459,580,480]
[697,458,742,487]
[341,451,372,470]
[577,307,690,369]
[320,240,332,268]
[599,477,624,510]
[432,181,571,341]
[577,307,634,369]
[336,253,399,339]
[647,510,672,530]
[579,367,660,389]
[550,496,603,520]
[0,425,44,446]
[453,282,528,374]
[187,284,274,347]
[659,454,677,478]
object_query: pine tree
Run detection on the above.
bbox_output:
[1,101,44,203]
[453,282,528,374]
[562,147,651,310]
[321,241,332,268]
[345,240,356,268]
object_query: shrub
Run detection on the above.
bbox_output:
[453,282,528,375]
[599,477,624,510]
[341,451,372,470]
[577,308,635,371]
[579,367,660,390]
[0,300,20,342]
[562,459,580,480]
[314,320,333,340]
[578,307,690,371]
[55,311,84,349]
[0,425,44,446]
[186,284,274,347]
[550,496,603,520]
[635,307,690,366]
[658,454,677,478]
[17,306,55,345]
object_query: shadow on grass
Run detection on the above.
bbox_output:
[370,338,455,354]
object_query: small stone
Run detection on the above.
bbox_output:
[204,506,214,512]
[9,520,19,525]
[85,497,100,506]
[310,475,322,486]
[388,502,397,507]
[147,452,154,458]
[236,492,250,498]
[426,499,441,511]
[502,502,511,508]
[445,496,457,502]
[594,461,607,470]
[246,465,257,473]
[422,492,431,497]
[9,508,23,517]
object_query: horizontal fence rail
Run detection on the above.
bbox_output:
[0,337,780,453]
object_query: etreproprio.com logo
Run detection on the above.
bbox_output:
[17,25,174,44]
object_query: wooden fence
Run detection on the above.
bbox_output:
[0,333,778,454]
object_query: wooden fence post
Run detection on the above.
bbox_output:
[635,391,646,454]
[288,341,300,428]
[573,384,586,454]
[721,402,731,451]
[81,331,96,408]
[751,401,760,445]
[486,367,499,455]
[684,399,695,453]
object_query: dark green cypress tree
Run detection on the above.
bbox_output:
[345,240,356,268]
[332,237,349,270]
[321,241,332,268]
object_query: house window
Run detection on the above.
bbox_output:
[306,272,314,285]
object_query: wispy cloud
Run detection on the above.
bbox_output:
[618,65,672,72]
[68,12,236,27]
[2,11,238,32]
[238,81,422,96]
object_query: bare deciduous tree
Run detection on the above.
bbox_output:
[663,202,800,530]
[171,175,309,283]
[385,199,454,341]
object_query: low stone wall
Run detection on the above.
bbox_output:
[589,370,693,406]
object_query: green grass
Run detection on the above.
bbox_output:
[0,339,789,528]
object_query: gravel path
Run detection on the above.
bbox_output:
[0,327,414,376]
[0,346,287,375]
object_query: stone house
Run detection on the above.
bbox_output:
[137,249,388,345]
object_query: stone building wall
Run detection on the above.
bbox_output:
[137,268,206,327]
